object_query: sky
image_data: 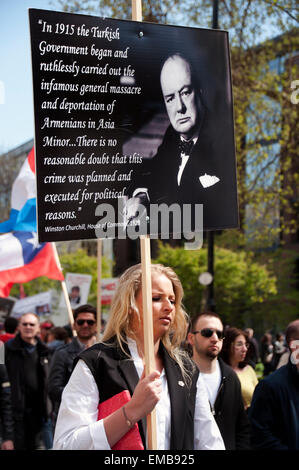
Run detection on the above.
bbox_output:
[0,0,56,153]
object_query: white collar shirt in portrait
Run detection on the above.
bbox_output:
[53,337,224,450]
[177,136,198,186]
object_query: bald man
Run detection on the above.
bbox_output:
[125,53,238,232]
[4,313,51,449]
[160,54,202,144]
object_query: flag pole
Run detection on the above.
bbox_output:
[52,242,75,334]
[131,0,157,450]
[61,278,76,333]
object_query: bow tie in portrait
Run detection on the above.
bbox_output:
[179,139,194,155]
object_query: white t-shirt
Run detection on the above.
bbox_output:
[200,360,222,408]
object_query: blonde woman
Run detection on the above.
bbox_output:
[53,263,224,450]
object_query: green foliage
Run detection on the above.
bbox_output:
[10,276,59,300]
[251,247,299,332]
[232,30,299,248]
[10,249,111,306]
[153,242,208,315]
[154,241,277,329]
[255,361,264,381]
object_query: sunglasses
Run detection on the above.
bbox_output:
[192,328,224,340]
[76,319,96,326]
[21,322,37,327]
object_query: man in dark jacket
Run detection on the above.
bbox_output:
[0,363,14,449]
[249,319,299,450]
[48,304,97,427]
[187,312,250,450]
[244,328,260,368]
[4,313,51,450]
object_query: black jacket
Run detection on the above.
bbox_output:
[249,359,299,450]
[211,358,250,450]
[75,339,199,450]
[48,337,84,422]
[136,123,239,232]
[4,334,51,421]
[0,364,14,442]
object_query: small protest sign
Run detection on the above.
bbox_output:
[12,291,52,318]
[59,272,92,309]
[101,277,118,305]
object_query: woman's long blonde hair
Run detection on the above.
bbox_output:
[102,263,194,385]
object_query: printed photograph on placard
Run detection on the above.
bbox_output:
[29,9,238,242]
[59,272,92,309]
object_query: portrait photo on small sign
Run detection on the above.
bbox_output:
[29,8,238,242]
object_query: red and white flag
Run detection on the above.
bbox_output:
[0,231,64,297]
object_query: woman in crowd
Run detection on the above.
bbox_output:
[220,327,258,410]
[46,327,69,350]
[260,332,275,376]
[272,332,287,369]
[53,263,224,450]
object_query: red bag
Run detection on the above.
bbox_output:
[97,390,144,450]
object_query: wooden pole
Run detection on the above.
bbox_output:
[97,239,102,341]
[131,0,157,450]
[140,237,156,377]
[132,0,142,22]
[140,236,157,450]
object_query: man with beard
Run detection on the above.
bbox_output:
[187,312,250,450]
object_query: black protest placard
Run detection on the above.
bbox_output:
[29,9,238,242]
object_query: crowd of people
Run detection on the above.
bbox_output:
[0,263,298,451]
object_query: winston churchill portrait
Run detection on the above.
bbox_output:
[124,50,238,234]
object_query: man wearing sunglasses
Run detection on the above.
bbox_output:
[4,313,51,449]
[187,312,250,450]
[48,304,97,429]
